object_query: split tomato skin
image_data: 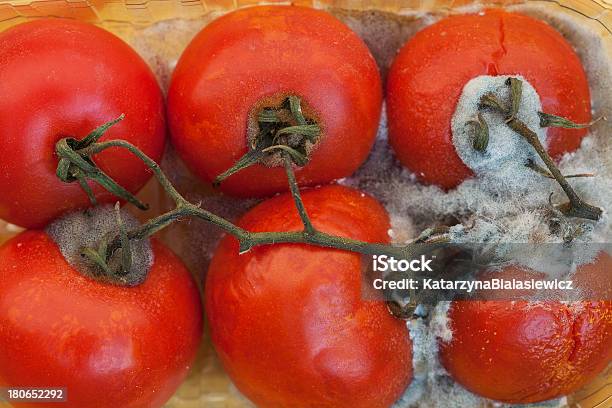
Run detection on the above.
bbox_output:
[205,185,412,408]
[439,260,612,404]
[386,10,591,189]
[0,231,203,408]
[168,6,382,197]
[0,19,166,229]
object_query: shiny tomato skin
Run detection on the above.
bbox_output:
[205,185,412,408]
[440,260,612,404]
[0,231,203,408]
[168,6,382,197]
[387,10,591,189]
[0,19,166,229]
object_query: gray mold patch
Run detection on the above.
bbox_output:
[451,75,546,192]
[46,205,154,286]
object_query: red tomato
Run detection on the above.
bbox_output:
[439,257,612,404]
[0,231,202,408]
[387,10,591,189]
[0,19,166,229]
[168,6,382,197]
[205,185,412,407]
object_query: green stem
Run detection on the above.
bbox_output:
[57,133,448,267]
[76,114,125,149]
[213,150,264,186]
[99,197,438,265]
[85,140,188,207]
[75,171,98,206]
[283,155,315,234]
[114,202,132,276]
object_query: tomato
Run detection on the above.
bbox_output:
[0,231,203,408]
[386,10,591,189]
[168,6,382,197]
[0,19,166,229]
[205,185,412,407]
[439,256,612,404]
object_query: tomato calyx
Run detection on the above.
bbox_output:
[79,202,140,284]
[55,114,149,211]
[538,112,604,129]
[469,77,602,221]
[467,112,489,152]
[46,202,153,286]
[214,95,321,186]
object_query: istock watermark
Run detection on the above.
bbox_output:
[372,277,574,293]
[361,242,611,306]
[372,254,434,272]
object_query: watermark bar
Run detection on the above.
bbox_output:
[0,387,67,403]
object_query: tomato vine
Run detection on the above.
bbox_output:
[53,77,602,292]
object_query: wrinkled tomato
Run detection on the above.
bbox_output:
[206,185,412,407]
[440,256,612,403]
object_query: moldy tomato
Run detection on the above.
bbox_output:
[0,231,202,408]
[439,257,612,404]
[205,185,412,407]
[168,6,382,197]
[0,19,166,229]
[386,10,591,189]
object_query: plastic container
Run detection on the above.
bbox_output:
[0,0,610,407]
